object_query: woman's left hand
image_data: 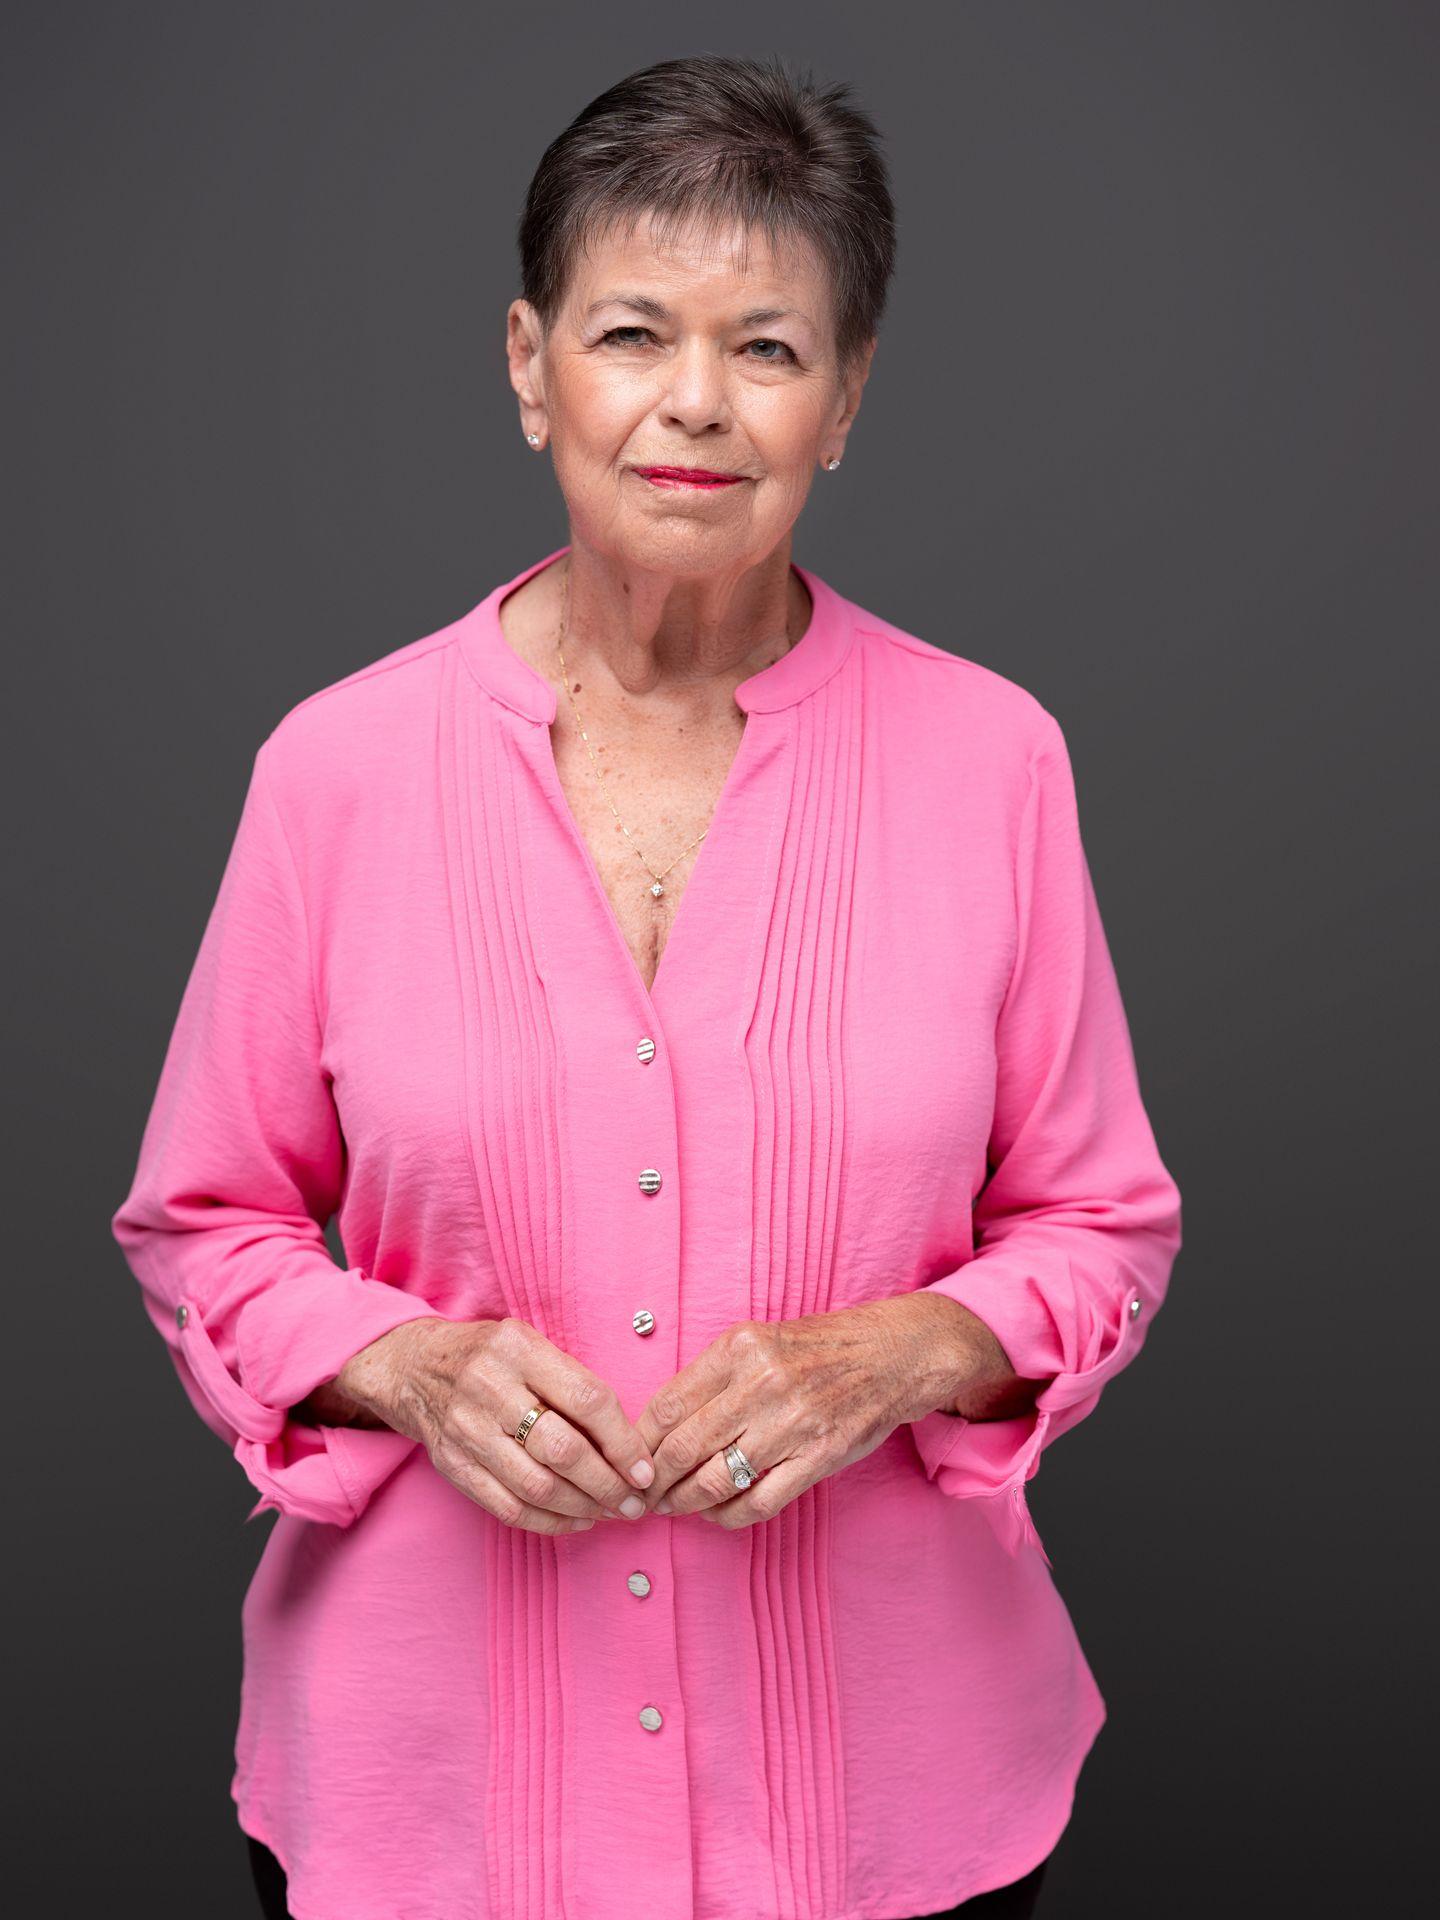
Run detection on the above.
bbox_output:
[631,1294,980,1527]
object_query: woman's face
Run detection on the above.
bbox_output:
[508,211,872,578]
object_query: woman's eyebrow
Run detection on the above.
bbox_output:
[584,293,812,328]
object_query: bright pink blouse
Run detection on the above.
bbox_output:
[111,545,1182,1920]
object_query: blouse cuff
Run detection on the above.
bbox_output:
[908,1264,1148,1569]
[173,1272,445,1528]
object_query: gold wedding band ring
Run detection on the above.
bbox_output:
[514,1403,550,1449]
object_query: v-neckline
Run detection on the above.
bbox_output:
[533,687,763,1021]
[456,544,857,1024]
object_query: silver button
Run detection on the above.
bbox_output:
[1129,1298,1142,1318]
[636,1036,656,1064]
[638,1705,663,1732]
[175,1305,188,1329]
[632,1309,655,1337]
[638,1168,663,1195]
[627,1571,652,1598]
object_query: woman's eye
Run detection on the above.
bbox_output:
[598,327,795,365]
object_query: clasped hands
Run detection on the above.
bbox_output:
[327,1291,1028,1536]
[626,1293,987,1526]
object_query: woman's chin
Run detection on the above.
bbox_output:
[596,514,772,579]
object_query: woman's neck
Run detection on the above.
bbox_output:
[503,543,810,706]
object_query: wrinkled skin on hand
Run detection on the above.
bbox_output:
[630,1291,1019,1529]
[298,1293,1027,1534]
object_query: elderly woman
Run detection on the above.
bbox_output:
[112,52,1181,1920]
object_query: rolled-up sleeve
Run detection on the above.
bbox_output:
[110,738,448,1528]
[908,712,1183,1565]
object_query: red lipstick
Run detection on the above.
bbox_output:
[635,465,746,491]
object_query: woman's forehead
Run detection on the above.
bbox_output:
[567,214,830,316]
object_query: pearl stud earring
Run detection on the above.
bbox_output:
[825,456,841,470]
[527,432,540,446]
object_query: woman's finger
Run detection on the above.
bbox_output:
[426,1443,598,1534]
[492,1388,650,1520]
[497,1319,656,1497]
[656,1414,781,1515]
[693,1453,814,1529]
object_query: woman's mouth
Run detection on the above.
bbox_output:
[634,466,747,491]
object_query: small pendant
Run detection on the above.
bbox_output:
[650,881,665,898]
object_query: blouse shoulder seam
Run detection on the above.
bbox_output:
[269,630,461,730]
[860,626,1061,739]
[861,625,990,674]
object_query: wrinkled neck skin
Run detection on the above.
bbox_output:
[503,538,812,714]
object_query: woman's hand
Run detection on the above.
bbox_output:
[330,1316,656,1535]
[632,1294,1005,1528]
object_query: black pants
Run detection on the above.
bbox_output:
[247,1831,1049,1918]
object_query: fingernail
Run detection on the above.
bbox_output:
[630,1460,654,1488]
[572,1519,595,1530]
[620,1495,645,1518]
[656,1497,672,1514]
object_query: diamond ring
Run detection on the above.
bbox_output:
[725,1442,759,1491]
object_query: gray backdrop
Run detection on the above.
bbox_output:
[7,3,1432,1913]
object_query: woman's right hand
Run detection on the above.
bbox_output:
[332,1316,656,1534]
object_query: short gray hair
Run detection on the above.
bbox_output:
[517,53,897,382]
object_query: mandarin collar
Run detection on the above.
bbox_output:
[456,544,855,722]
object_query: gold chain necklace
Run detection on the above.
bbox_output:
[554,560,712,901]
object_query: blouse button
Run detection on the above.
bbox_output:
[636,1036,656,1064]
[638,1705,664,1732]
[175,1305,188,1329]
[627,1572,652,1598]
[638,1168,663,1195]
[632,1309,655,1337]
